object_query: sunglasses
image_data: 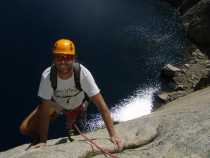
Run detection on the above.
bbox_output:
[53,54,74,62]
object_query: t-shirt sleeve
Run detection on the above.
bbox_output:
[80,65,100,97]
[37,67,53,100]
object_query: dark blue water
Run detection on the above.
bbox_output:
[0,0,187,151]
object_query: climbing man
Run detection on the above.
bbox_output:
[19,38,123,150]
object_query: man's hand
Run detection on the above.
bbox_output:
[110,135,123,151]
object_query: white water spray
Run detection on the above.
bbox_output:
[85,86,159,131]
[112,87,159,122]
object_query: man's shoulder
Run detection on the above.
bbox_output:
[42,66,51,79]
[79,63,87,70]
[79,64,91,75]
[78,63,96,81]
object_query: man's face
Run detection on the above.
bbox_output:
[53,54,75,74]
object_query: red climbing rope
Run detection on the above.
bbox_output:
[73,124,119,158]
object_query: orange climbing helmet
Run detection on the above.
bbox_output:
[53,39,76,55]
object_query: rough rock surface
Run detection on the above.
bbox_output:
[154,0,210,107]
[162,64,181,78]
[1,87,210,158]
[182,0,210,53]
[154,47,210,106]
[165,0,210,55]
[0,116,159,158]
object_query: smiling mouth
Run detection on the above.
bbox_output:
[59,64,70,67]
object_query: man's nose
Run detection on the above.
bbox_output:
[60,59,66,64]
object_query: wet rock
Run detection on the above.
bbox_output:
[162,64,181,78]
[194,72,210,90]
[184,64,190,68]
[157,48,210,106]
[157,92,169,102]
[182,0,210,53]
[178,0,201,15]
[164,0,210,56]
[176,84,185,90]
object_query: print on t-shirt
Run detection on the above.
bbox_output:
[54,88,81,103]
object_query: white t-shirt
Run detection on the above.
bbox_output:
[38,64,100,110]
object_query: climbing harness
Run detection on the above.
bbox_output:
[64,103,86,141]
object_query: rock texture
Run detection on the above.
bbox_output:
[155,47,210,105]
[155,0,210,106]
[182,0,210,54]
[165,0,210,55]
[1,87,210,158]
